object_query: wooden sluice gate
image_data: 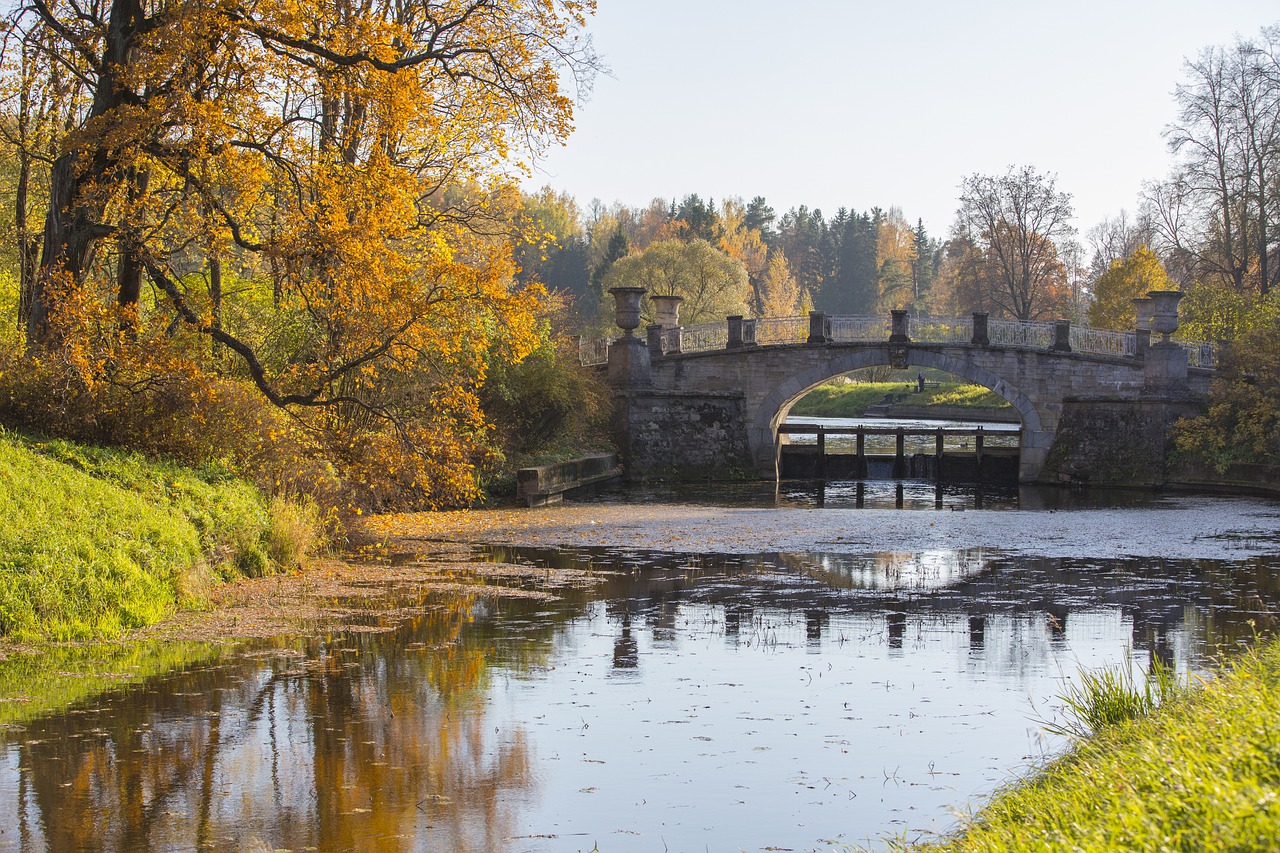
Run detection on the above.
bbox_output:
[777,424,1020,484]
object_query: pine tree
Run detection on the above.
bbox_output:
[912,219,933,305]
[744,196,777,243]
[593,223,630,290]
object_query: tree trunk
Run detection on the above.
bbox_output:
[28,0,143,345]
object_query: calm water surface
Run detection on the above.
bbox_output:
[2,487,1279,852]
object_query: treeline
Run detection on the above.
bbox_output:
[516,191,943,331]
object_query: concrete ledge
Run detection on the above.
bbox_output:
[516,453,622,507]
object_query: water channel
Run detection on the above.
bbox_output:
[2,449,1280,851]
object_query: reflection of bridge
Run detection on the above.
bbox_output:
[592,304,1216,484]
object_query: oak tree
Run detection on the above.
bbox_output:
[5,0,600,505]
[954,166,1076,321]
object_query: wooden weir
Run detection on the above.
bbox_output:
[776,424,1011,481]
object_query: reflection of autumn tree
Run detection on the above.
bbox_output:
[10,591,568,852]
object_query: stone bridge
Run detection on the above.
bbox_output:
[591,294,1217,485]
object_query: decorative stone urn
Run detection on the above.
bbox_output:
[1147,290,1184,342]
[1132,297,1154,333]
[608,287,648,336]
[650,294,684,330]
[605,287,652,388]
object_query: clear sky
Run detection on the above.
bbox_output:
[525,1,1280,239]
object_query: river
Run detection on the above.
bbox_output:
[2,477,1279,852]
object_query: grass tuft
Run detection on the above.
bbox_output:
[1046,655,1181,739]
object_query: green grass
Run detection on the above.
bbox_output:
[889,640,1280,852]
[0,429,309,641]
[790,381,1011,418]
[790,382,912,417]
[1045,655,1180,740]
[916,384,1011,410]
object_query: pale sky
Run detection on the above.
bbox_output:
[526,0,1280,239]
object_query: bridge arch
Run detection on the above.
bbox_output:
[748,346,1047,480]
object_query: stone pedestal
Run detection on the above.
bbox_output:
[807,311,830,344]
[890,309,910,343]
[727,315,745,349]
[646,324,663,358]
[1051,320,1072,352]
[1144,341,1189,396]
[608,334,651,388]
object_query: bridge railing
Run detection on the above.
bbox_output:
[747,315,809,346]
[986,319,1055,349]
[1181,340,1218,368]
[665,322,727,354]
[1070,326,1136,358]
[829,316,891,342]
[908,315,973,343]
[580,336,610,367]
[582,313,1218,368]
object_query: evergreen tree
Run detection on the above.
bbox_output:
[592,223,630,290]
[776,206,830,300]
[744,196,777,243]
[820,211,878,314]
[674,193,723,243]
[912,218,934,306]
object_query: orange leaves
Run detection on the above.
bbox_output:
[10,0,598,509]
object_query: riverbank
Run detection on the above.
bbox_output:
[0,429,317,641]
[791,381,1013,419]
[892,637,1280,852]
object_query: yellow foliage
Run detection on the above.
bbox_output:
[3,0,599,508]
[1087,246,1171,329]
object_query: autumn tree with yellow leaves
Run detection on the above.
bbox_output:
[1087,246,1172,329]
[1,0,601,507]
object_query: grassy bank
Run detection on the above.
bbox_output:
[791,381,1011,418]
[895,640,1280,852]
[0,429,316,641]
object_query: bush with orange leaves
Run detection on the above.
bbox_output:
[0,270,534,513]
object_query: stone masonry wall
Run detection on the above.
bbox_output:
[1040,398,1206,486]
[615,390,752,480]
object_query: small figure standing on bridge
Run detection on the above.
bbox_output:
[917,372,925,393]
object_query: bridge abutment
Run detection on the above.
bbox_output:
[611,390,753,481]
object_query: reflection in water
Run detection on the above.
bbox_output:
[2,545,1279,852]
[580,477,1186,512]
